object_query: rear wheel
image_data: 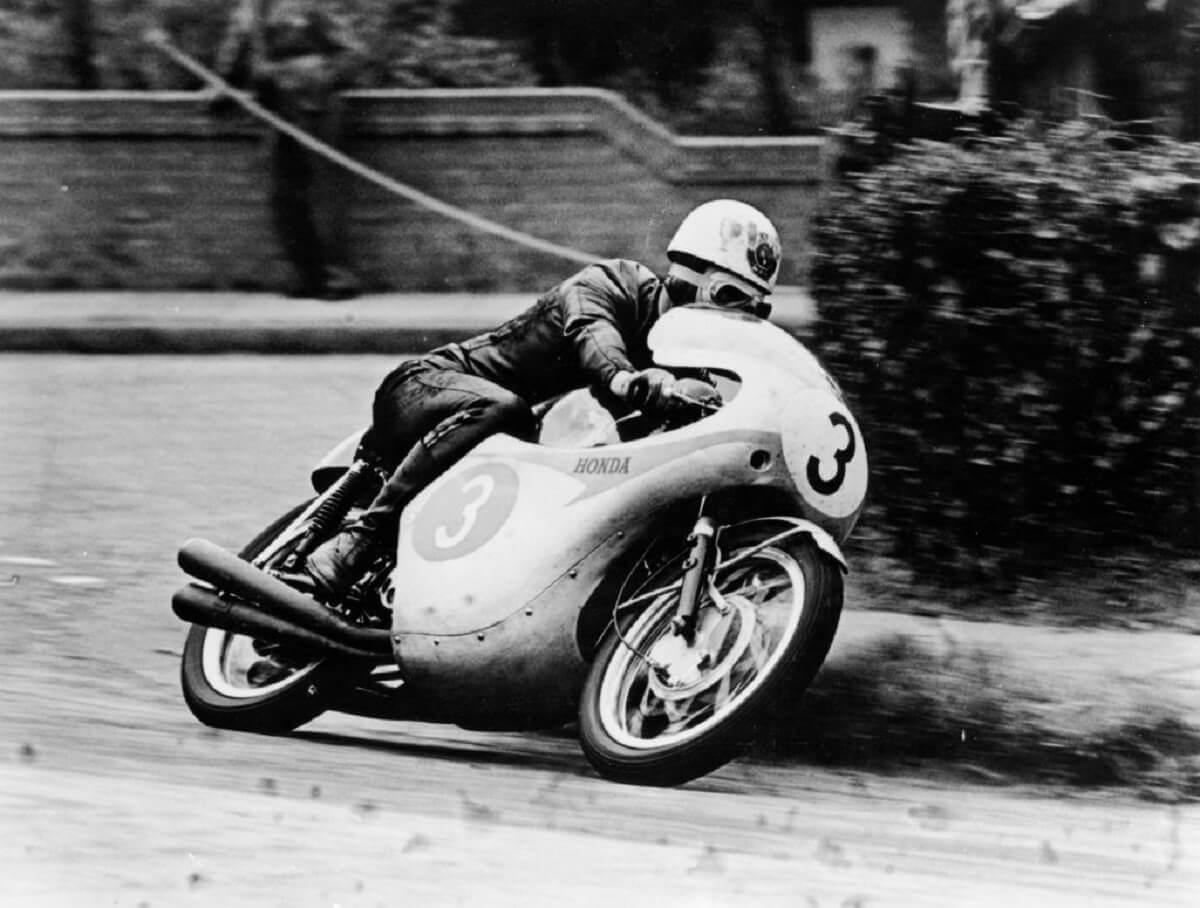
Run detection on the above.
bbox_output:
[579,519,842,786]
[179,501,347,734]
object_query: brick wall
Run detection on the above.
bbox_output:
[0,88,825,292]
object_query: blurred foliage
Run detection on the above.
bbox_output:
[453,0,813,135]
[303,0,539,89]
[951,0,1200,138]
[811,122,1200,582]
[0,1,75,88]
[0,0,818,134]
[4,1,1196,135]
[0,0,538,90]
[0,0,241,89]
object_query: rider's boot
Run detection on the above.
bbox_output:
[304,439,447,602]
[303,522,386,601]
[306,396,539,602]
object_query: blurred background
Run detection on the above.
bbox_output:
[6,0,1200,136]
[1,0,1199,831]
[0,0,1197,627]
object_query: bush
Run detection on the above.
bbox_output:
[811,122,1200,582]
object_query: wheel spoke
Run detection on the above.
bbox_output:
[710,662,733,711]
[746,622,772,673]
[661,692,709,737]
[598,540,811,751]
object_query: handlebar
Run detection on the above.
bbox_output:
[664,388,723,414]
[613,389,721,430]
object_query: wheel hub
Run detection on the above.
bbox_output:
[646,596,756,700]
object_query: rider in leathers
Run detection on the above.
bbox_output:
[304,200,783,600]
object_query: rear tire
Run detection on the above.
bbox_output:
[180,501,346,734]
[579,519,842,786]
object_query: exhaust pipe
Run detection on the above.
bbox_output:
[177,537,392,656]
[172,583,383,660]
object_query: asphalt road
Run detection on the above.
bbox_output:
[1,354,1196,907]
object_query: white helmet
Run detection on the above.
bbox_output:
[667,199,782,294]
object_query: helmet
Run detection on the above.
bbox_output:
[667,199,782,294]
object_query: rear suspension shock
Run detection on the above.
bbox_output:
[287,460,383,564]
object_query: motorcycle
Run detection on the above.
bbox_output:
[171,304,868,786]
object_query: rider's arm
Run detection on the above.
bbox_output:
[560,262,651,390]
[560,261,702,419]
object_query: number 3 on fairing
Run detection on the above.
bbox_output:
[806,412,856,495]
[434,474,494,549]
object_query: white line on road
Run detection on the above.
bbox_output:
[49,575,106,587]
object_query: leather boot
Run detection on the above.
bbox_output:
[305,410,512,600]
[304,523,386,601]
[303,439,447,600]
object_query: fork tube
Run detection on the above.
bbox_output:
[671,516,717,644]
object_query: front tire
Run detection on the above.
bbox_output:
[579,519,842,786]
[180,501,345,734]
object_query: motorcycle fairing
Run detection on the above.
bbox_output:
[391,516,642,728]
[386,424,790,728]
[383,307,867,726]
[390,424,789,638]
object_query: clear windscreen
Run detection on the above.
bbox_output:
[536,372,742,449]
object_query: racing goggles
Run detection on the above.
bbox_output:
[702,271,770,317]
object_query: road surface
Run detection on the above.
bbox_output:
[0,354,1195,907]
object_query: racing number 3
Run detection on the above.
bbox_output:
[806,412,856,496]
[412,463,519,562]
[434,473,495,549]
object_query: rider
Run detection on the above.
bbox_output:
[302,199,783,601]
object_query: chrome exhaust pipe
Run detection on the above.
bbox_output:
[171,583,383,660]
[176,537,392,656]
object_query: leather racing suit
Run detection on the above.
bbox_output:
[352,258,670,554]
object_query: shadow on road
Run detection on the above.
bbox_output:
[290,727,592,776]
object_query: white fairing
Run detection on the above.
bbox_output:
[385,306,867,726]
[650,306,868,520]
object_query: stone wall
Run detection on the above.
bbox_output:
[0,89,826,292]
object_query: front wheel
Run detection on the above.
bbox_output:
[179,501,348,734]
[579,520,842,786]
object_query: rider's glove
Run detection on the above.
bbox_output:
[611,368,683,415]
[674,376,722,411]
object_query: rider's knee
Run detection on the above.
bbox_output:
[479,391,537,441]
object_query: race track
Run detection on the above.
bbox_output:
[1,354,1195,907]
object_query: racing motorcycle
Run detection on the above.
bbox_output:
[171,304,868,786]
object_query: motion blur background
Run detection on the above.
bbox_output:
[3,0,1197,626]
[8,1,1200,134]
[1,1,1198,290]
[1,8,1199,890]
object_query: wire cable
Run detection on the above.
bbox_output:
[145,31,601,268]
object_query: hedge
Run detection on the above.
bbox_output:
[810,122,1200,581]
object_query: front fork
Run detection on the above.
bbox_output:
[671,515,718,644]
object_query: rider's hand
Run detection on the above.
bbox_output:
[611,368,682,415]
[674,377,722,411]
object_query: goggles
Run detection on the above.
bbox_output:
[666,262,772,317]
[703,272,768,316]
